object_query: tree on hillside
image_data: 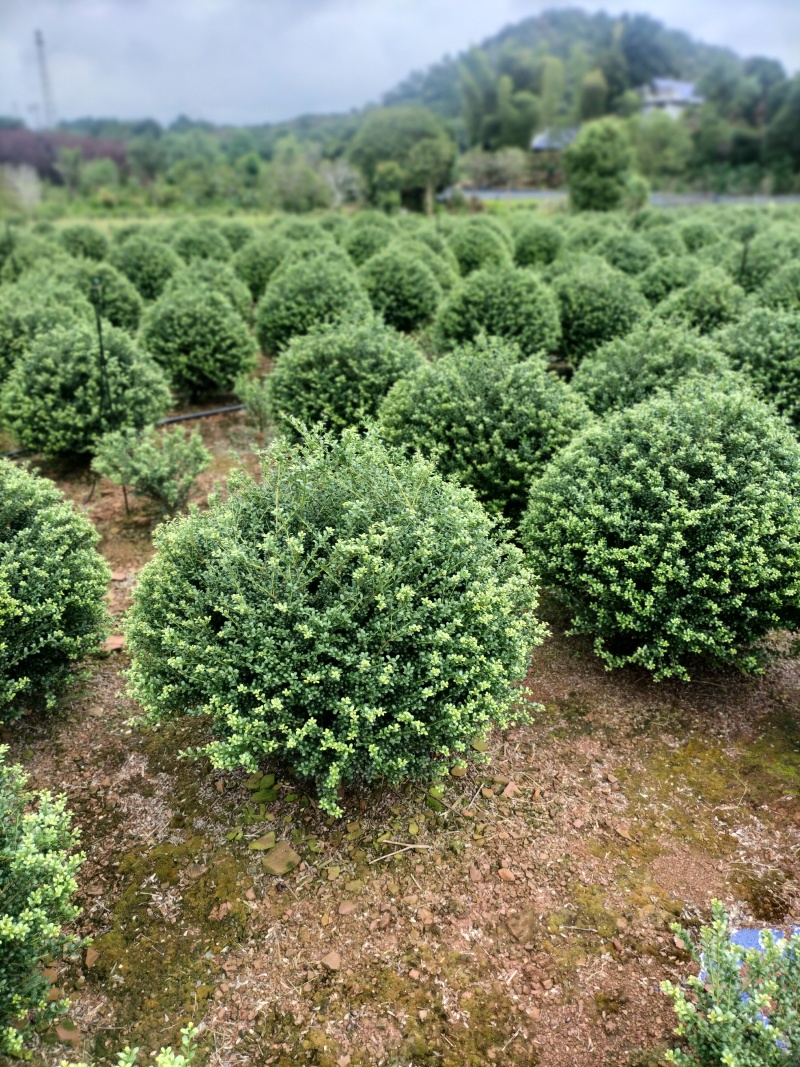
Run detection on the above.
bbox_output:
[564,117,634,210]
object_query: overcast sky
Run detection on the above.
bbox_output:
[1,0,798,128]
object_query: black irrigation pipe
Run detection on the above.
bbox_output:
[1,403,246,459]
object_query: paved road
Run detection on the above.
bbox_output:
[460,188,800,206]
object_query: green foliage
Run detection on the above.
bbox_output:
[553,261,647,364]
[658,267,745,334]
[171,222,232,263]
[639,255,700,305]
[379,338,590,522]
[597,231,656,275]
[0,234,69,284]
[513,221,564,268]
[141,287,256,397]
[343,223,391,267]
[727,230,791,292]
[447,219,513,276]
[760,261,800,312]
[571,320,733,414]
[58,223,109,261]
[49,259,144,334]
[125,428,543,816]
[680,219,721,253]
[661,901,800,1066]
[388,237,459,292]
[0,748,84,1055]
[640,224,687,258]
[92,425,211,514]
[522,380,800,680]
[717,306,800,426]
[235,374,271,434]
[348,107,455,205]
[266,318,425,439]
[434,266,562,358]
[564,118,635,212]
[232,235,290,301]
[0,460,109,716]
[360,248,442,332]
[0,281,94,385]
[1,322,171,456]
[109,235,183,301]
[163,260,251,321]
[254,256,371,355]
[65,1024,200,1067]
[220,219,256,252]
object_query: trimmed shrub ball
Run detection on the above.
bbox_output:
[233,234,291,301]
[597,232,656,276]
[638,255,700,305]
[125,428,544,815]
[514,221,564,268]
[58,223,109,261]
[553,262,647,364]
[379,337,591,522]
[760,262,800,312]
[163,260,251,322]
[109,235,183,301]
[717,306,800,427]
[1,322,171,456]
[571,320,733,415]
[254,256,371,355]
[725,229,791,293]
[639,225,686,258]
[0,460,110,716]
[679,218,720,253]
[0,235,70,284]
[522,380,800,680]
[141,287,256,397]
[657,267,745,334]
[46,259,143,334]
[359,248,442,332]
[447,220,513,276]
[171,222,232,263]
[219,219,256,252]
[0,282,94,385]
[266,317,426,438]
[434,266,562,359]
[343,223,391,266]
[388,237,459,292]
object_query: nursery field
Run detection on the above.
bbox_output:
[1,201,800,1067]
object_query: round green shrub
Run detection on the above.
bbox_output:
[638,255,700,305]
[109,235,183,301]
[125,428,543,815]
[522,380,800,679]
[58,223,109,261]
[274,217,331,243]
[272,241,352,275]
[267,318,426,437]
[571,321,732,415]
[343,223,392,266]
[716,307,800,426]
[388,237,459,292]
[219,219,256,252]
[725,230,790,292]
[657,267,745,334]
[563,118,634,211]
[233,234,291,301]
[359,248,442,332]
[0,235,68,284]
[172,222,232,263]
[318,213,348,240]
[553,262,647,364]
[379,338,591,522]
[679,218,720,253]
[446,220,513,275]
[163,260,251,321]
[563,216,619,252]
[0,749,84,1056]
[0,282,94,385]
[597,232,656,275]
[434,266,562,359]
[254,256,371,355]
[639,225,686,257]
[0,460,110,716]
[141,287,256,397]
[50,259,143,334]
[514,221,564,267]
[759,261,800,312]
[1,322,171,456]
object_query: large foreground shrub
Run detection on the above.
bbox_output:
[1,323,171,456]
[267,318,425,438]
[126,429,543,815]
[0,749,83,1055]
[379,339,591,522]
[359,248,442,332]
[522,382,800,680]
[0,461,110,716]
[254,257,371,355]
[141,288,256,397]
[553,262,647,364]
[434,266,562,358]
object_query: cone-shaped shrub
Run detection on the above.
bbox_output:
[0,460,110,717]
[232,234,291,301]
[59,223,108,261]
[1,322,171,456]
[360,248,442,332]
[657,267,745,334]
[267,318,425,438]
[109,235,183,301]
[571,321,732,415]
[254,256,371,355]
[717,307,800,427]
[522,380,800,680]
[447,220,512,275]
[434,266,562,358]
[553,262,647,364]
[379,338,591,522]
[514,221,564,267]
[141,287,256,398]
[126,428,543,815]
[0,749,83,1055]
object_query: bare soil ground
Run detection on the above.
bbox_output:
[2,409,799,1067]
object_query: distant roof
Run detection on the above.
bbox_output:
[531,127,579,152]
[641,79,703,106]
